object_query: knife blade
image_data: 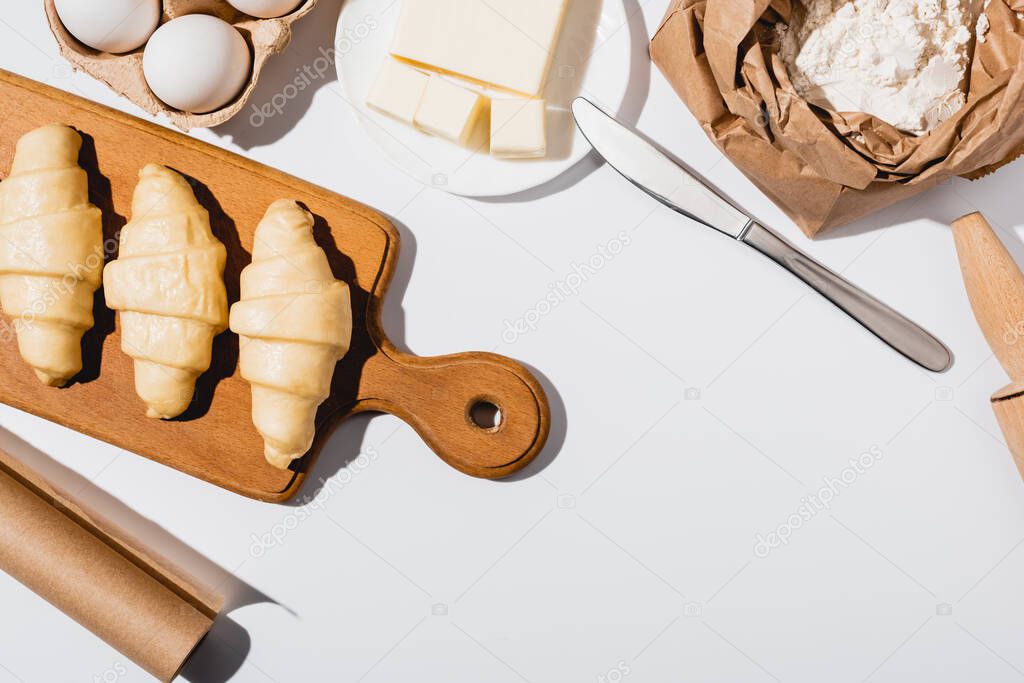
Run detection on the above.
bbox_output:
[571,97,952,373]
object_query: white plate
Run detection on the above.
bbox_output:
[334,0,632,197]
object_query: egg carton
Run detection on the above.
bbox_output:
[44,0,318,131]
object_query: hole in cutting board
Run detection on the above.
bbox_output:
[469,401,502,431]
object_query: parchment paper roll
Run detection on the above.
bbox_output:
[0,448,220,681]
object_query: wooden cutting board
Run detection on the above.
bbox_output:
[0,70,550,502]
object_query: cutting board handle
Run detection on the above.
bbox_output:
[361,346,550,478]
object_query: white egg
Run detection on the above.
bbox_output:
[226,0,304,19]
[143,15,252,114]
[54,0,160,54]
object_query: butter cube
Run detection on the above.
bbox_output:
[366,58,429,125]
[490,98,546,159]
[391,0,569,97]
[413,75,485,145]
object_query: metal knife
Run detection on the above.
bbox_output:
[571,97,952,373]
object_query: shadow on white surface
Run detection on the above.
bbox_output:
[213,0,345,149]
[0,429,284,683]
[502,360,568,481]
[814,192,934,241]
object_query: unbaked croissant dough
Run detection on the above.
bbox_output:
[0,124,104,386]
[104,164,228,419]
[229,199,351,469]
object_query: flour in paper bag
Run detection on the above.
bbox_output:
[779,0,979,135]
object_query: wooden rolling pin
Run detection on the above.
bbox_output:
[952,212,1024,479]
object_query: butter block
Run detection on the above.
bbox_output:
[366,58,429,125]
[390,0,569,97]
[490,98,546,159]
[413,75,485,145]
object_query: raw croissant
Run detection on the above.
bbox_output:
[104,164,228,418]
[0,124,104,386]
[229,199,351,469]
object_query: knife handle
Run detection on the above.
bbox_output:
[740,222,952,372]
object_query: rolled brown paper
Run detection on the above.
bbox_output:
[0,448,220,681]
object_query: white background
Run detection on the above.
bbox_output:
[2,1,1024,681]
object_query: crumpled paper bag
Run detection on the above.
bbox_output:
[650,0,1024,237]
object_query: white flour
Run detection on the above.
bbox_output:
[779,0,975,135]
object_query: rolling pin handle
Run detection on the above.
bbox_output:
[951,212,1024,383]
[952,212,1024,483]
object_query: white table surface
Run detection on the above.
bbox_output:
[4,2,1024,682]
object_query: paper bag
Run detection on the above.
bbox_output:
[650,0,1024,237]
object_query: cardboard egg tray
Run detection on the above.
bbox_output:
[44,0,317,131]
